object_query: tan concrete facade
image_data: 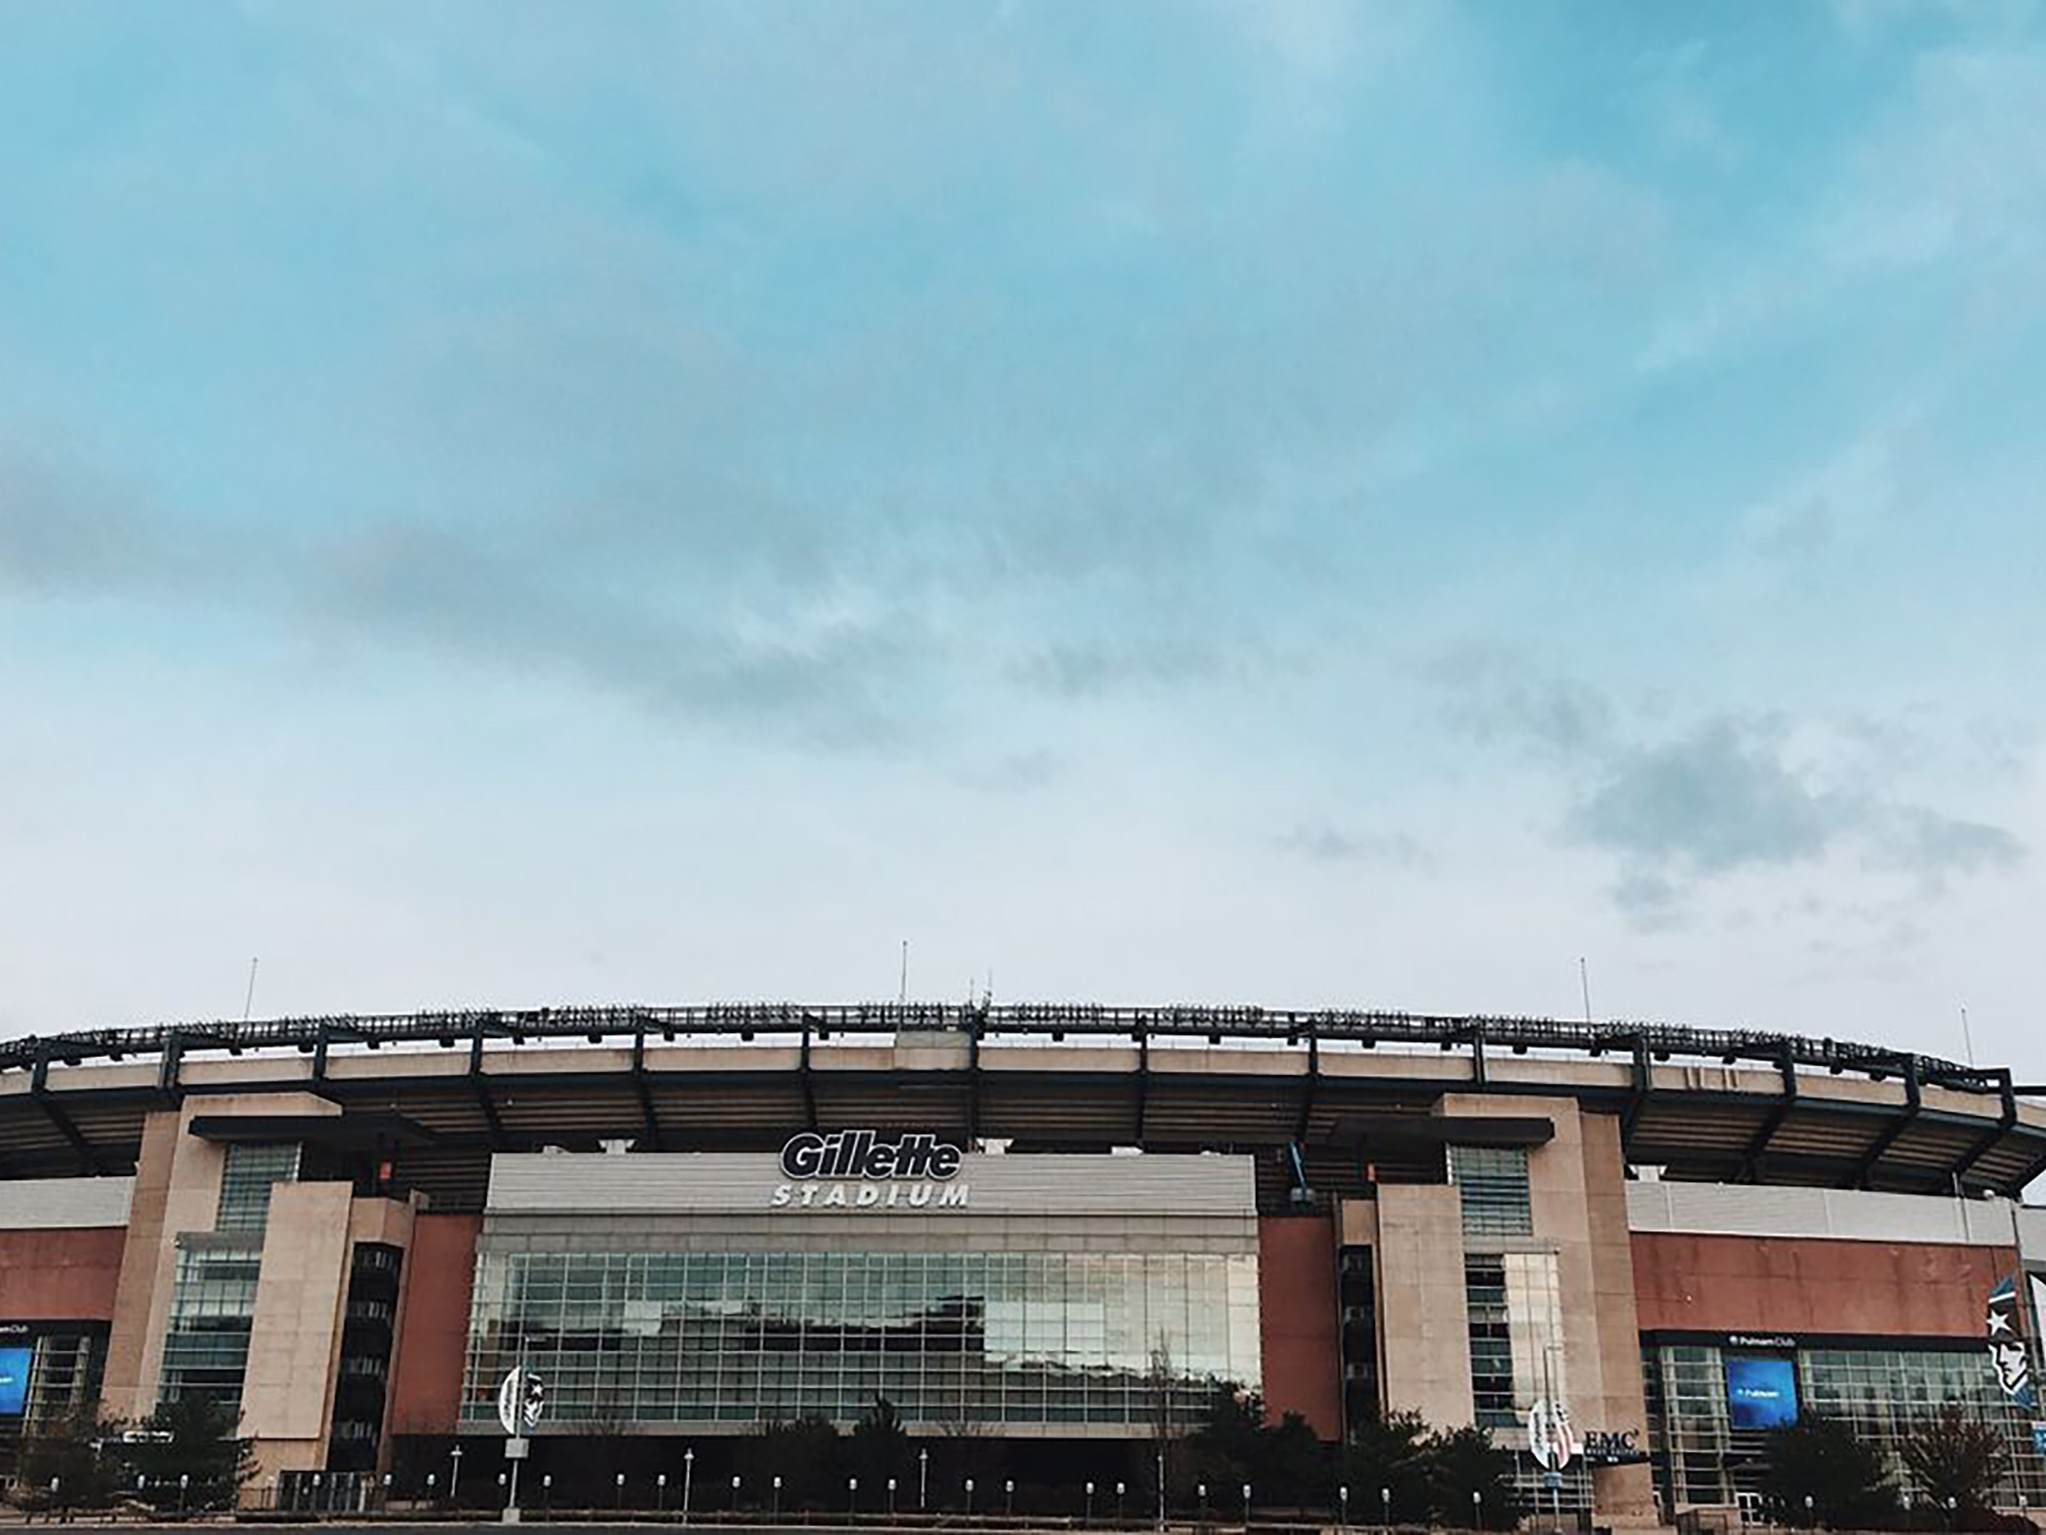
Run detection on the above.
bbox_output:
[1374,1182,1474,1428]
[1434,1093,1657,1524]
[100,1092,344,1422]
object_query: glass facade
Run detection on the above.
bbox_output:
[159,1239,263,1404]
[1644,1342,2046,1513]
[216,1142,301,1232]
[462,1248,1261,1432]
[1463,1250,1566,1431]
[1448,1145,1533,1237]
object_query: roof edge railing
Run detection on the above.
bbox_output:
[0,1004,2005,1097]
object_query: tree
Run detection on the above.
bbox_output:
[1424,1425,1521,1530]
[1337,1409,1434,1525]
[1184,1386,1326,1508]
[848,1397,914,1497]
[736,1416,843,1511]
[1760,1414,1899,1530]
[1900,1404,2009,1523]
[125,1395,257,1512]
[12,1405,122,1513]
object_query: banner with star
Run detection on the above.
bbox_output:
[1987,1275,2034,1409]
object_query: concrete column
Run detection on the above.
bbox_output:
[1375,1184,1474,1427]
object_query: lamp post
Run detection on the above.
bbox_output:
[1242,1483,1252,1527]
[1006,1479,1016,1517]
[1380,1487,1390,1528]
[658,1473,668,1513]
[1087,1480,1096,1524]
[1804,1495,1815,1529]
[731,1474,742,1512]
[1337,1485,1347,1529]
[889,1476,898,1515]
[616,1471,627,1510]
[1471,1489,1482,1530]
[920,1447,930,1512]
[1117,1480,1127,1522]
[450,1444,464,1502]
[541,1474,552,1513]
[1199,1484,1209,1522]
[773,1475,783,1518]
[683,1447,694,1524]
[849,1476,859,1514]
[966,1477,976,1515]
[1157,1450,1167,1531]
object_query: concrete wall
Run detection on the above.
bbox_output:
[1257,1214,1342,1439]
[0,1227,127,1320]
[1374,1183,1473,1427]
[100,1091,343,1420]
[242,1183,355,1480]
[1633,1232,2016,1336]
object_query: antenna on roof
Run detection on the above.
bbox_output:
[899,940,909,1006]
[242,957,260,1023]
[1578,957,1593,1026]
[1960,1004,1976,1067]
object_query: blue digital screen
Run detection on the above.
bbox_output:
[0,1347,31,1417]
[1726,1355,1799,1430]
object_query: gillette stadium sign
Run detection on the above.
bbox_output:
[772,1130,969,1210]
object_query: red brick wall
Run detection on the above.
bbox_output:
[0,1228,127,1320]
[387,1213,482,1435]
[1257,1215,1342,1440]
[1632,1232,2013,1337]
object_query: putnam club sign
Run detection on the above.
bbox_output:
[771,1130,969,1210]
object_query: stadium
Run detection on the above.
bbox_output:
[1,1002,2043,1525]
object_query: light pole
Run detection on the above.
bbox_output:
[1803,1495,1815,1529]
[658,1473,668,1513]
[920,1446,930,1512]
[732,1474,743,1512]
[541,1474,552,1512]
[1338,1485,1347,1529]
[1087,1480,1096,1524]
[1471,1489,1482,1530]
[889,1476,898,1515]
[966,1477,976,1515]
[850,1476,860,1514]
[683,1447,694,1524]
[1241,1483,1252,1526]
[1381,1486,1390,1527]
[450,1444,464,1502]
[1157,1450,1166,1531]
[1118,1480,1127,1522]
[1199,1483,1209,1522]
[1006,1478,1016,1517]
[773,1475,783,1518]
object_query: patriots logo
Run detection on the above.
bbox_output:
[1987,1276,2034,1409]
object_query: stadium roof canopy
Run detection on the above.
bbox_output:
[2,1004,2041,1211]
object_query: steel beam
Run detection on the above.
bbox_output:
[630,1025,664,1151]
[468,1022,508,1151]
[1740,1047,1799,1182]
[32,1046,105,1176]
[1849,1056,1920,1189]
[1295,1028,1320,1142]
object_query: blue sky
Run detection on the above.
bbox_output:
[2,0,2042,1072]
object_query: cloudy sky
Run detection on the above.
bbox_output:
[2,0,2042,1072]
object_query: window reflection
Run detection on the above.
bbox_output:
[461,1249,1261,1429]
